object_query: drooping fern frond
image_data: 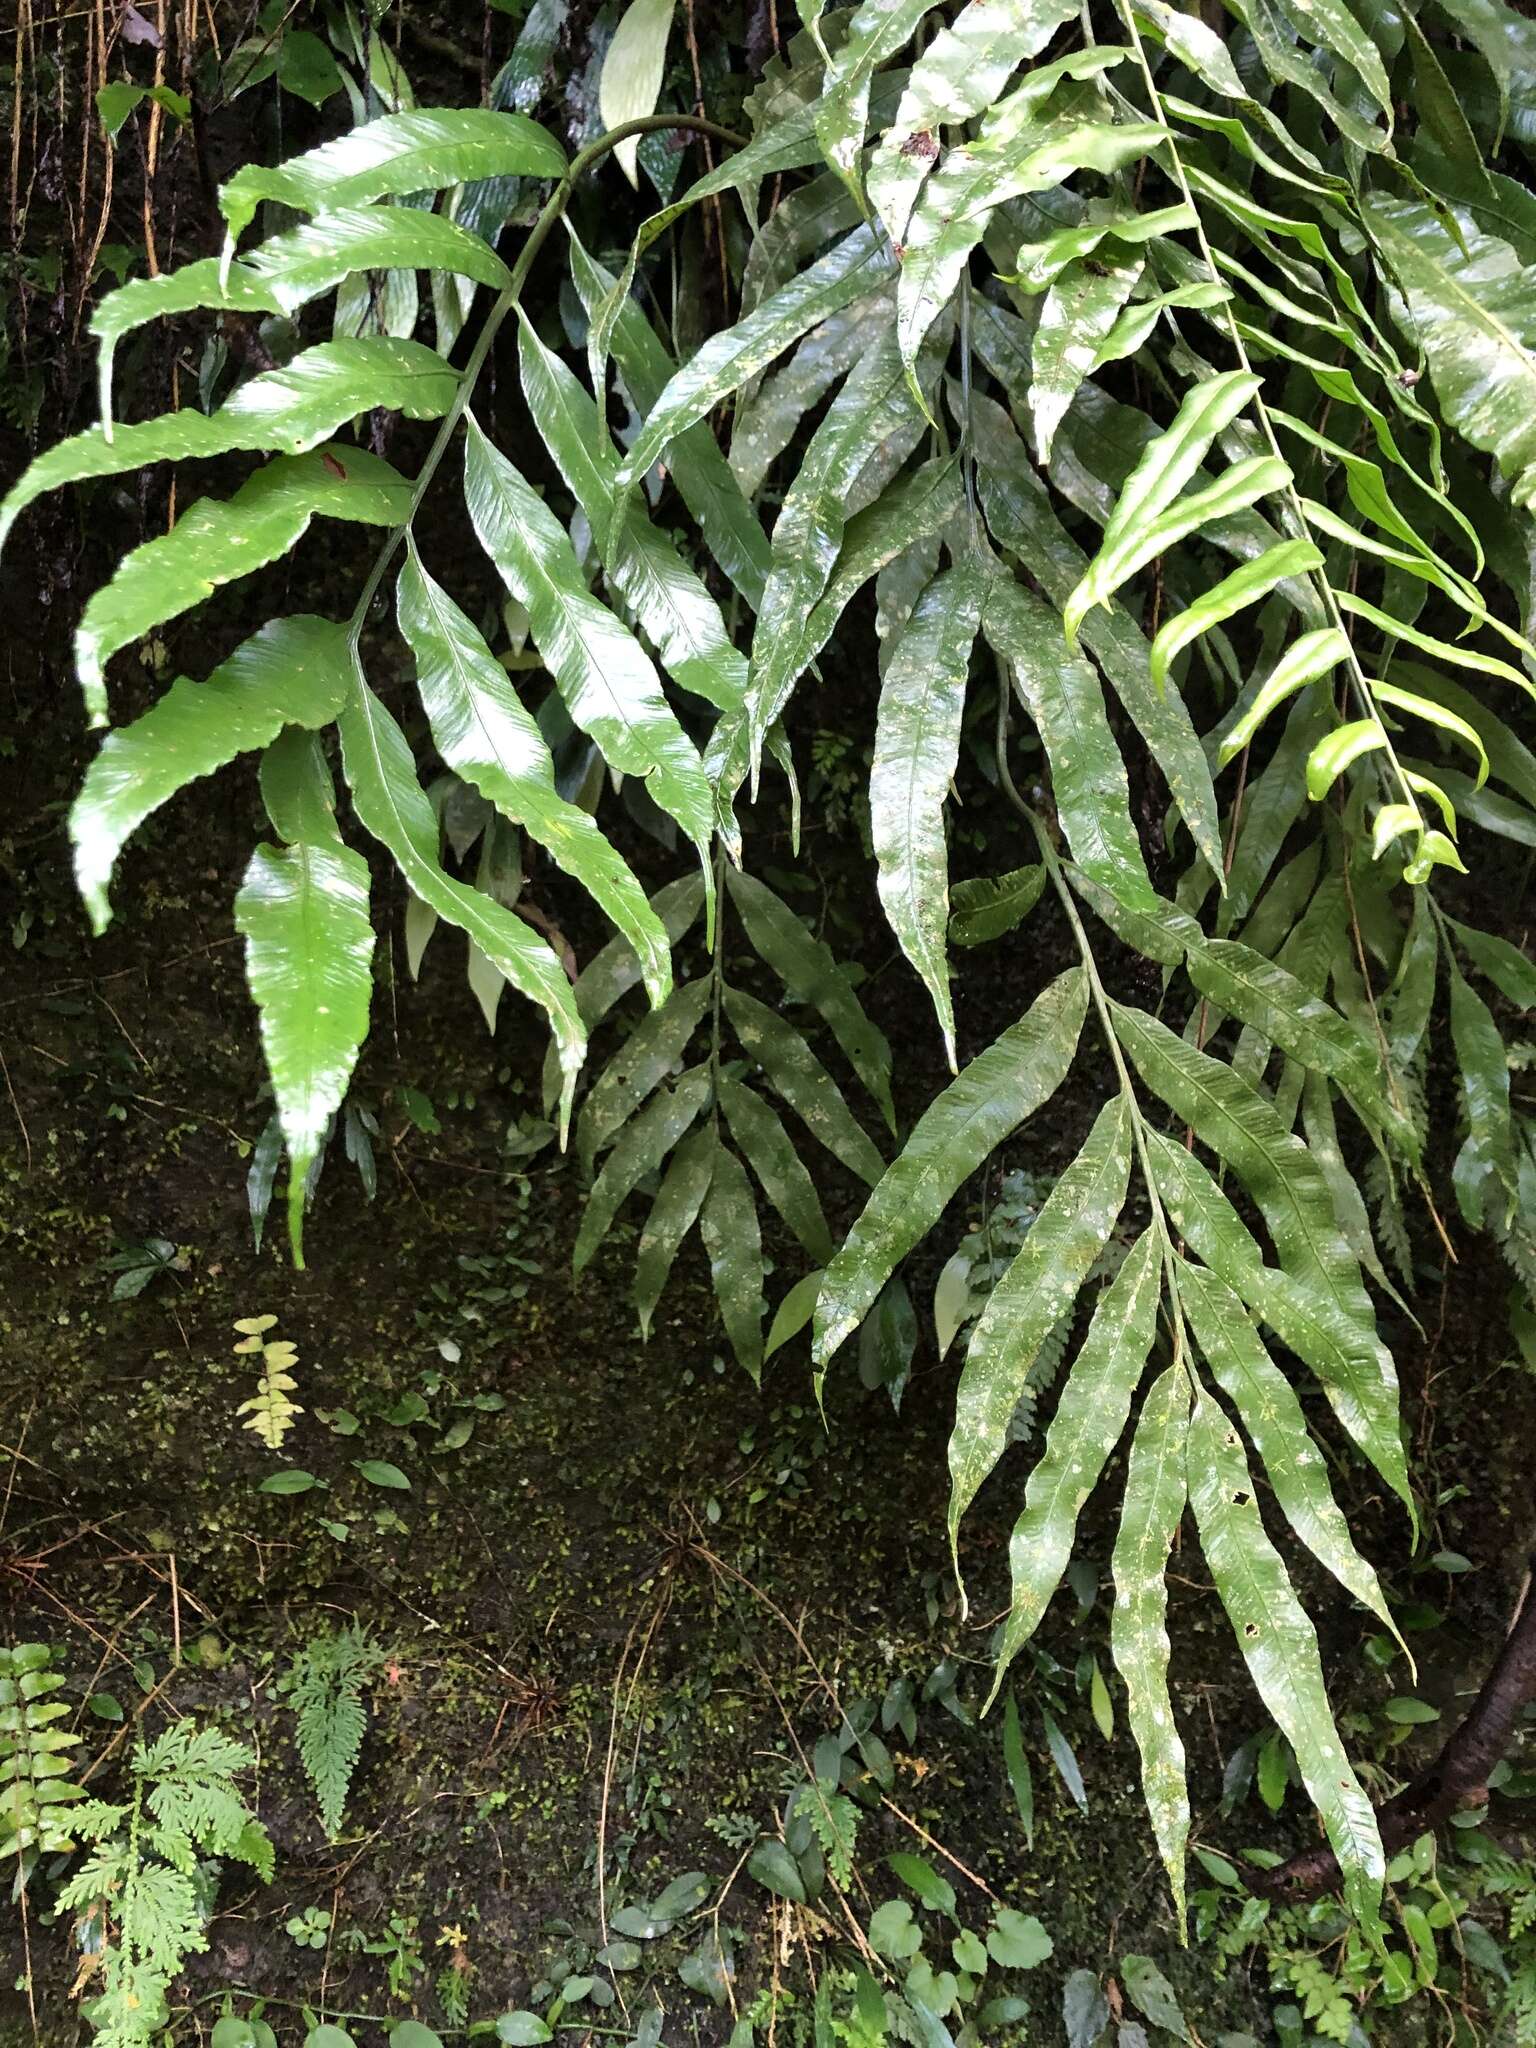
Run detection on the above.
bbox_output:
[282,1623,381,1838]
[8,0,1536,1942]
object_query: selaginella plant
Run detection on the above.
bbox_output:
[7,0,1536,1934]
[59,1722,272,2048]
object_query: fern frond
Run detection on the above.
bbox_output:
[58,1716,267,2048]
[284,1623,380,1837]
[0,1642,85,1859]
[232,1312,303,1450]
[793,1781,859,1892]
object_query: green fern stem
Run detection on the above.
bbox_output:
[1109,0,1429,852]
[992,667,1191,1369]
[707,838,730,1126]
[345,111,746,649]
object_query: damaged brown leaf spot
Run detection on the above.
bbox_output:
[899,129,939,160]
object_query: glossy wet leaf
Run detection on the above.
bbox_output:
[220,106,565,242]
[897,96,1164,396]
[71,615,353,933]
[698,1140,766,1380]
[633,1126,717,1337]
[726,869,894,1128]
[1149,540,1322,698]
[1002,1690,1034,1847]
[747,325,924,772]
[75,450,410,711]
[567,230,771,607]
[616,227,896,489]
[725,987,886,1187]
[1219,628,1350,765]
[967,388,1222,879]
[1030,256,1143,465]
[235,839,374,1265]
[720,1077,834,1261]
[516,319,747,716]
[463,417,714,877]
[245,202,512,310]
[541,876,705,1116]
[1121,1018,1412,1515]
[986,575,1155,909]
[336,675,587,1133]
[398,545,671,1008]
[1065,371,1266,642]
[991,1230,1161,1678]
[575,981,711,1173]
[867,0,1079,243]
[871,562,986,1064]
[950,866,1046,948]
[1118,1955,1189,2044]
[951,1097,1133,1578]
[1181,934,1411,1150]
[814,969,1086,1363]
[599,0,674,186]
[1365,196,1536,510]
[2,340,461,679]
[1111,1363,1190,1932]
[574,1070,710,1272]
[1186,1384,1384,1928]
[1176,1261,1398,1638]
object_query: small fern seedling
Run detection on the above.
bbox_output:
[233,1314,302,1451]
[282,1624,380,1837]
[0,1642,84,1867]
[792,1778,859,1894]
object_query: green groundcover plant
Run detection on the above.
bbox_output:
[9,0,1536,1941]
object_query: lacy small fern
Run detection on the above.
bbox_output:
[1269,1949,1358,2046]
[793,1781,859,1893]
[232,1313,302,1451]
[283,1623,380,1837]
[58,1722,270,2048]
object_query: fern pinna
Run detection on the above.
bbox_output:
[6,0,1536,1931]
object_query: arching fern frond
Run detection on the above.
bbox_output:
[7,0,1536,1935]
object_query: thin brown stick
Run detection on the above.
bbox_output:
[879,1795,999,1903]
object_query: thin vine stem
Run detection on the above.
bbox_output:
[1110,0,1428,845]
[346,111,745,649]
[708,838,729,1122]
